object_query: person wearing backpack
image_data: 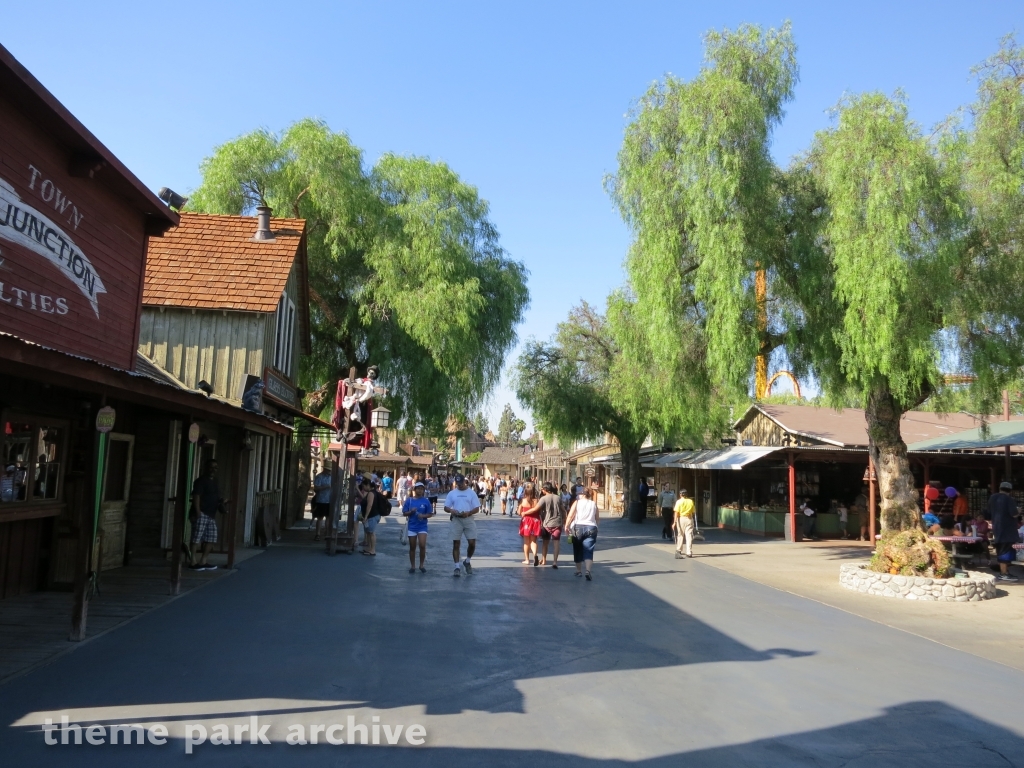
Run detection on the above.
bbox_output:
[358,477,391,556]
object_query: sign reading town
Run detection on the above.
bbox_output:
[0,90,151,371]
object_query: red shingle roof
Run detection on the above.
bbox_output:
[143,212,306,313]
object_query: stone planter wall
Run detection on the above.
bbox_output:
[839,562,997,602]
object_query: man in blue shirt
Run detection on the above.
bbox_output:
[381,473,393,498]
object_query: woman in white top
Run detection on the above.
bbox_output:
[565,488,600,580]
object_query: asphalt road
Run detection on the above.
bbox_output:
[2,511,1023,766]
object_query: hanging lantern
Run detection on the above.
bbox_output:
[370,406,391,429]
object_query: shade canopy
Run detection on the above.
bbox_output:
[906,421,1024,452]
[642,446,780,470]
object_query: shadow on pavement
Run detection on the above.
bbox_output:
[5,700,1019,767]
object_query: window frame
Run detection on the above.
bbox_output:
[273,292,297,379]
[1,411,70,509]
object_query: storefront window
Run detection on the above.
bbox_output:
[1,418,66,504]
[2,421,32,503]
[33,426,63,500]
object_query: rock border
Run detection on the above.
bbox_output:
[839,562,997,601]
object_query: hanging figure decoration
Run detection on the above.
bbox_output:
[333,365,386,455]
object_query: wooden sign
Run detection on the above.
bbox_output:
[585,465,596,478]
[262,366,298,408]
[0,95,150,371]
[94,406,115,433]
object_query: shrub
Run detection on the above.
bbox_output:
[869,529,953,578]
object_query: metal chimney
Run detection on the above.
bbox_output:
[252,206,276,241]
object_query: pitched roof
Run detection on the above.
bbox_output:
[735,403,1024,448]
[477,446,521,465]
[0,43,177,234]
[143,212,307,313]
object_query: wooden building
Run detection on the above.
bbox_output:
[643,403,1024,541]
[0,45,327,652]
[139,211,328,544]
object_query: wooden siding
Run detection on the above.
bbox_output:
[739,411,821,448]
[138,262,304,401]
[0,91,149,371]
[138,307,273,403]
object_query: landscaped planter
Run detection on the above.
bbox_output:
[839,562,997,602]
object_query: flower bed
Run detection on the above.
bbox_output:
[839,562,997,602]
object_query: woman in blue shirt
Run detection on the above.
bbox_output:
[403,482,434,573]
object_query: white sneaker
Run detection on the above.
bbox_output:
[453,565,461,577]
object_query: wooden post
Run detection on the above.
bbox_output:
[788,452,797,543]
[869,458,877,543]
[326,449,342,556]
[70,420,104,641]
[990,466,997,495]
[169,419,193,595]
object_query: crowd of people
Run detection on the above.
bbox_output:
[311,467,601,579]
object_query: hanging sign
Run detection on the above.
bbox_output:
[585,465,596,478]
[188,423,200,443]
[95,406,116,433]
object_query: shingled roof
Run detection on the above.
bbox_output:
[143,212,307,313]
[734,403,1024,448]
[477,446,522,465]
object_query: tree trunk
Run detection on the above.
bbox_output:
[620,441,642,512]
[865,383,920,532]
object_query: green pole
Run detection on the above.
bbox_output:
[90,431,107,591]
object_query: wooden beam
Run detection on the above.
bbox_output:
[788,452,797,543]
[169,420,192,595]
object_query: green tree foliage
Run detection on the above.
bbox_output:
[611,25,1024,531]
[496,403,526,447]
[473,411,490,435]
[515,300,727,509]
[189,119,530,433]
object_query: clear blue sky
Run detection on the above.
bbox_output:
[5,1,1020,432]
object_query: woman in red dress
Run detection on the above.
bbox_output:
[518,482,542,566]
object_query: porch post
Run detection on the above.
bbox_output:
[869,457,877,543]
[788,452,797,543]
[70,414,104,641]
[170,419,194,595]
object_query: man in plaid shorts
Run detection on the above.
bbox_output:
[189,459,223,571]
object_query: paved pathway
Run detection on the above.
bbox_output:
[2,513,1024,766]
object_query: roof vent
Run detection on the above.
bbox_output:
[252,206,276,242]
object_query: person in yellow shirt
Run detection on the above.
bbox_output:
[672,489,696,559]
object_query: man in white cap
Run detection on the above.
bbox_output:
[444,474,480,577]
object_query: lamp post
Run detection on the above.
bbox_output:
[328,367,387,555]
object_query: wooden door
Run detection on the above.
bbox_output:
[99,433,134,571]
[160,421,182,550]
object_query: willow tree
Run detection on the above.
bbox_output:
[515,298,727,512]
[611,26,1024,532]
[189,119,529,431]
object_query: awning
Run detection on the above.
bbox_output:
[642,446,780,470]
[907,421,1024,452]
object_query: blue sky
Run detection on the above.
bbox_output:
[4,1,1021,431]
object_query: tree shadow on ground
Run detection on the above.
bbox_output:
[0,517,816,723]
[4,700,1018,767]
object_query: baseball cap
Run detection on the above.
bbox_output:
[414,482,425,488]
[1000,481,1013,490]
[454,474,466,483]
